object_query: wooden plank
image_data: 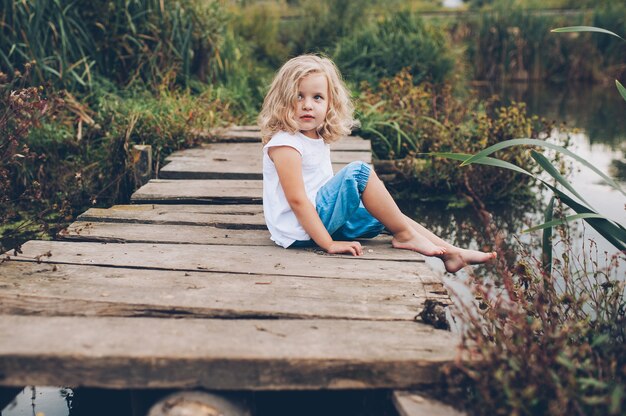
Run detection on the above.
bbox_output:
[166,151,370,164]
[0,262,440,320]
[5,241,438,283]
[0,315,459,389]
[212,129,262,142]
[392,391,466,416]
[206,128,371,151]
[159,160,358,180]
[58,222,430,262]
[131,179,262,204]
[165,142,370,161]
[160,143,371,179]
[59,222,274,245]
[225,125,259,131]
[78,205,266,228]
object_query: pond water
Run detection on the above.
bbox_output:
[442,0,464,8]
[2,82,624,416]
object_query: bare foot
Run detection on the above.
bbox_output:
[392,230,447,256]
[443,248,497,273]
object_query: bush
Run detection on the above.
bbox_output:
[283,0,376,56]
[0,66,70,251]
[449,220,625,415]
[333,11,455,86]
[357,69,555,201]
[0,69,244,252]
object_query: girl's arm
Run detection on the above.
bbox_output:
[268,146,363,256]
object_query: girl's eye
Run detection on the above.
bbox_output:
[297,94,303,100]
[314,95,323,100]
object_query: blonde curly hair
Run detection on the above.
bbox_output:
[258,54,354,144]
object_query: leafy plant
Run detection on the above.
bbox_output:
[448,228,625,415]
[357,69,555,201]
[333,11,455,86]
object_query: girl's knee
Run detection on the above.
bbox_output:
[343,161,373,193]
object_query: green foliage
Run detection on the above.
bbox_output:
[552,24,626,102]
[0,0,95,89]
[0,0,229,89]
[0,68,243,252]
[228,1,290,67]
[468,8,587,81]
[333,11,455,86]
[460,2,626,82]
[357,69,554,201]
[450,231,625,415]
[283,0,376,56]
[438,139,626,251]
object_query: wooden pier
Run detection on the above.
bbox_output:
[0,126,461,415]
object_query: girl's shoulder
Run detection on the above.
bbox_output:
[264,131,305,155]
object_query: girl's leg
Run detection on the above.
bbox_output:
[361,169,446,256]
[402,214,496,273]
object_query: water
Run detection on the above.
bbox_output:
[473,81,625,263]
[1,387,72,416]
[442,0,464,8]
[2,82,625,416]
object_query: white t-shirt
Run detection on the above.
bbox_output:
[263,131,333,247]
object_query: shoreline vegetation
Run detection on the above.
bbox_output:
[1,1,624,415]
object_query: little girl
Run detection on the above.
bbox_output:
[258,54,496,273]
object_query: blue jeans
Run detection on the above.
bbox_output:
[290,161,384,247]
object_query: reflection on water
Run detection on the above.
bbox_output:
[474,81,626,148]
[2,387,72,416]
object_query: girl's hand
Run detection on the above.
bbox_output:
[326,241,363,256]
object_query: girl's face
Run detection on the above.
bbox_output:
[295,73,329,139]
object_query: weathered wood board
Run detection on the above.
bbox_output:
[0,315,458,389]
[59,222,429,262]
[78,204,265,227]
[160,143,371,179]
[60,221,274,245]
[6,241,435,282]
[131,179,262,204]
[165,142,371,160]
[205,128,371,151]
[224,125,259,131]
[0,261,441,320]
[159,159,360,180]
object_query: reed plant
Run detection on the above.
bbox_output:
[460,1,626,82]
[0,0,228,89]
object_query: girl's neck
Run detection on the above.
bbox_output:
[300,130,321,140]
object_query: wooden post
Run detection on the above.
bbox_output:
[147,391,252,416]
[131,144,152,188]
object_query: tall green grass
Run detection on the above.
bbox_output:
[461,2,626,82]
[0,0,228,89]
